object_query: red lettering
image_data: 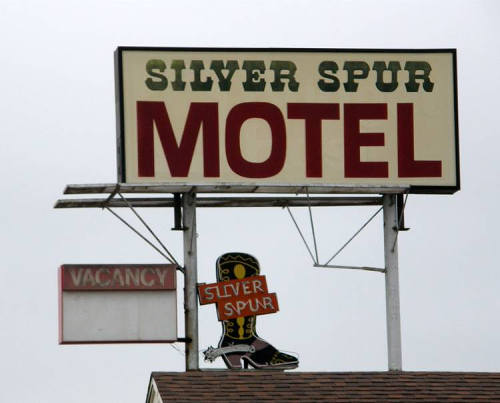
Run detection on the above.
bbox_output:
[288,103,340,177]
[137,101,219,177]
[397,103,442,177]
[344,103,388,178]
[225,102,286,178]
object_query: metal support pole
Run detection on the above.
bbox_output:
[183,192,199,370]
[383,194,402,371]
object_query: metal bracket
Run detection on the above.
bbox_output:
[171,193,185,231]
[397,193,410,231]
[203,345,256,362]
[101,183,121,209]
[103,192,181,266]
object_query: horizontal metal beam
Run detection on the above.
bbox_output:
[63,183,410,195]
[54,196,383,209]
[314,264,386,273]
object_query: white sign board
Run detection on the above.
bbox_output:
[115,47,459,194]
[59,265,177,343]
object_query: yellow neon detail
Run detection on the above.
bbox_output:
[237,317,245,338]
[235,264,247,338]
[234,264,246,279]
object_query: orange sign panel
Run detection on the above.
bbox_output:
[198,275,279,320]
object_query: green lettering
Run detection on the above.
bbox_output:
[170,60,186,91]
[242,60,266,91]
[190,60,213,91]
[269,61,299,92]
[145,59,167,91]
[372,61,401,92]
[317,61,340,92]
[210,60,239,91]
[343,61,369,92]
[404,61,434,92]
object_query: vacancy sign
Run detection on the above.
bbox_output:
[59,264,177,344]
[198,275,279,321]
[115,47,459,194]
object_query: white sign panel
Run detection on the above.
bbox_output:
[115,47,459,194]
[59,265,177,343]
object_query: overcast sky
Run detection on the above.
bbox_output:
[1,0,499,402]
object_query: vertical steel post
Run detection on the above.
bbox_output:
[383,194,402,371]
[183,192,199,370]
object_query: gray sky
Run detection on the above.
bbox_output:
[1,0,499,402]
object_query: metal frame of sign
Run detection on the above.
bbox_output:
[55,46,462,372]
[114,47,459,194]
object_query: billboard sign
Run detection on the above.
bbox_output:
[59,264,177,344]
[115,47,459,194]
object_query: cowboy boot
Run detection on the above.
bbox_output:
[216,252,299,370]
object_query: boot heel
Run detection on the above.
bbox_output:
[222,353,243,369]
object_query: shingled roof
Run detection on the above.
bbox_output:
[146,371,500,402]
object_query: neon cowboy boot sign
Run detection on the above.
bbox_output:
[198,252,298,370]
